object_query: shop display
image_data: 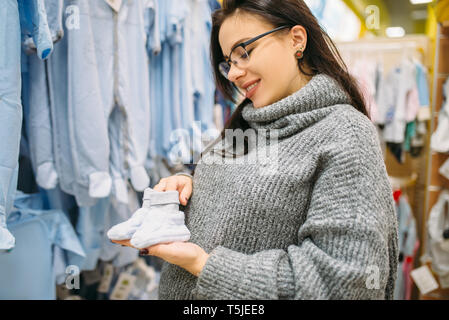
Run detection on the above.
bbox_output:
[0,0,446,301]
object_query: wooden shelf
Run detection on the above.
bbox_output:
[422,22,449,301]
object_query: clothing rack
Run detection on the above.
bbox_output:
[337,35,432,72]
[421,23,449,300]
[337,36,432,300]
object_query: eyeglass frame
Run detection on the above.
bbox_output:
[219,25,291,79]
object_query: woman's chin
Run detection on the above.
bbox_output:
[251,98,267,109]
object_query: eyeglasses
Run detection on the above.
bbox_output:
[219,25,290,80]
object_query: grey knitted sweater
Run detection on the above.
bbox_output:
[158,74,399,300]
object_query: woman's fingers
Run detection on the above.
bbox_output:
[165,179,178,191]
[179,183,193,206]
[154,176,193,205]
[153,178,167,191]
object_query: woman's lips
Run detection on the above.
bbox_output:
[245,80,260,99]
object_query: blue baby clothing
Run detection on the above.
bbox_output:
[18,0,53,59]
[0,0,22,250]
[1,0,55,249]
[0,191,85,299]
[25,0,151,207]
[393,195,418,300]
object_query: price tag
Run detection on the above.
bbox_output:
[97,264,114,293]
[410,265,439,295]
[110,273,137,300]
[104,0,122,12]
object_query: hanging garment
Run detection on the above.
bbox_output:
[375,67,398,126]
[348,59,379,123]
[144,0,162,177]
[43,0,64,44]
[20,0,63,192]
[426,190,449,288]
[381,61,419,144]
[0,0,55,250]
[24,53,59,190]
[146,0,216,171]
[403,121,416,153]
[26,0,151,207]
[415,62,431,121]
[409,121,426,158]
[70,197,110,271]
[146,0,165,165]
[393,194,419,300]
[431,77,449,153]
[18,0,54,59]
[0,0,21,250]
[167,0,193,166]
[188,0,216,142]
[0,191,85,299]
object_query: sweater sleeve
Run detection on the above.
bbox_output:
[193,112,399,300]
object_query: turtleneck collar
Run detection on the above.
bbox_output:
[241,74,352,138]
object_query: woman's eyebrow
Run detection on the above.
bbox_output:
[223,37,251,59]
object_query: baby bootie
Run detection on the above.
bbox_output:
[130,190,191,249]
[107,188,155,241]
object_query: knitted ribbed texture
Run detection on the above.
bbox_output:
[158,74,399,300]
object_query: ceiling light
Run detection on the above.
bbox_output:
[410,0,433,4]
[386,27,406,38]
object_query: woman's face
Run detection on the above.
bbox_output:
[219,13,308,108]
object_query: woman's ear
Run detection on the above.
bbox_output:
[290,25,307,51]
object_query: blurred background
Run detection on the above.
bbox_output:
[304,0,449,300]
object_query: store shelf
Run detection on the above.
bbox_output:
[422,22,449,301]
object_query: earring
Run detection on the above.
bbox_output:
[295,47,304,60]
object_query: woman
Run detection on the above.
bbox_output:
[118,0,399,299]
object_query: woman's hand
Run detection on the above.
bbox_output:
[112,240,209,277]
[154,175,193,206]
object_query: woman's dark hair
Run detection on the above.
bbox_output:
[210,0,370,141]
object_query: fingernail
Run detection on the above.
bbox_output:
[139,249,149,256]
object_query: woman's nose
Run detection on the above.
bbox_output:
[227,63,246,82]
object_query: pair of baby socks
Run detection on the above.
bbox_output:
[107,188,190,248]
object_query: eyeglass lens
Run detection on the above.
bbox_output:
[220,46,249,78]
